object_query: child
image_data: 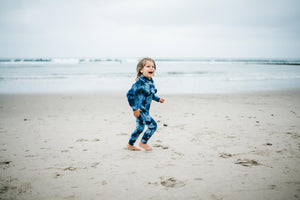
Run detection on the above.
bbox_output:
[126,57,165,151]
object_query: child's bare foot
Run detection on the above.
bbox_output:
[139,142,153,151]
[127,144,141,151]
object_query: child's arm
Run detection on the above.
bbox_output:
[153,95,160,102]
[127,82,145,116]
[127,84,139,111]
[153,95,164,103]
[128,86,141,117]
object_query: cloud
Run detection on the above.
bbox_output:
[0,0,299,58]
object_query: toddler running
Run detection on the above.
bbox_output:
[126,57,165,151]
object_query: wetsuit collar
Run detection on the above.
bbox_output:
[140,75,153,83]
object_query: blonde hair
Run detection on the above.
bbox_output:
[136,57,156,81]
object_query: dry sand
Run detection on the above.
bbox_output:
[0,91,300,200]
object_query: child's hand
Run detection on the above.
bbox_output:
[133,109,141,117]
[159,98,165,103]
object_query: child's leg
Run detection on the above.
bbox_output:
[140,115,157,144]
[128,120,145,146]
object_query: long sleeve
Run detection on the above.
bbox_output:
[152,86,160,102]
[153,94,160,102]
[127,76,160,113]
[127,83,140,111]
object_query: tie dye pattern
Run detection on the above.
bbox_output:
[127,75,160,145]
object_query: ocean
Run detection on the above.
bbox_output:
[0,58,300,94]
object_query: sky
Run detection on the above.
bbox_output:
[0,0,299,59]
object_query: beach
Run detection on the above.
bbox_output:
[0,90,299,200]
[1,0,300,198]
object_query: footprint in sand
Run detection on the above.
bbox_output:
[0,161,11,165]
[101,180,108,185]
[194,178,203,181]
[0,178,32,195]
[234,159,261,167]
[117,133,128,136]
[61,163,99,172]
[211,194,223,200]
[90,162,100,168]
[0,161,12,169]
[64,166,76,171]
[76,138,88,142]
[171,151,184,160]
[54,173,63,178]
[268,185,276,190]
[148,181,159,186]
[25,155,38,158]
[160,177,186,188]
[264,143,273,146]
[153,144,169,149]
[225,116,231,121]
[76,138,100,142]
[0,128,7,133]
[219,153,233,158]
[290,110,296,115]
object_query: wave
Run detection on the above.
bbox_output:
[0,58,125,64]
[1,73,299,81]
[0,73,135,81]
[0,58,300,65]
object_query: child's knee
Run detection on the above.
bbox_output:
[136,125,145,133]
[148,120,157,131]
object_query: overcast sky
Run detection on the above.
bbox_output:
[0,0,299,58]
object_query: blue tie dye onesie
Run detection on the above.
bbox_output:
[127,75,161,145]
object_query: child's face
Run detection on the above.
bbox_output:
[140,60,156,79]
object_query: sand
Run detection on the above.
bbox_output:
[0,91,300,200]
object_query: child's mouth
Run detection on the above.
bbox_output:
[149,71,153,75]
